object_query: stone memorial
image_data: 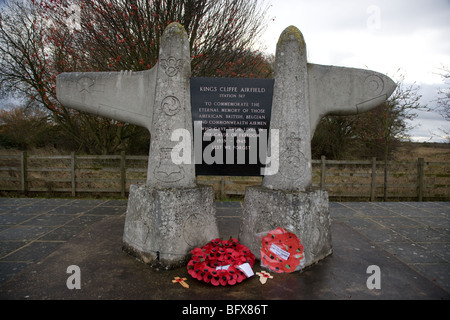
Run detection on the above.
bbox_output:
[57,22,396,271]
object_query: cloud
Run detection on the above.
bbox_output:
[262,0,450,142]
[407,115,449,142]
[263,0,450,81]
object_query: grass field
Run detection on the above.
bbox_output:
[393,142,449,162]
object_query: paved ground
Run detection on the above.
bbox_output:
[0,198,448,301]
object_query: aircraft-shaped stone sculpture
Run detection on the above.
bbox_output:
[57,23,396,269]
[56,25,395,191]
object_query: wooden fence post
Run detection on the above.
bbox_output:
[320,155,326,190]
[370,157,377,202]
[71,152,76,197]
[21,151,28,193]
[417,157,425,202]
[120,151,126,197]
[220,176,225,200]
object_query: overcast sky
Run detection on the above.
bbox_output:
[260,0,450,142]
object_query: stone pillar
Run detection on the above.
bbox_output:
[239,26,332,270]
[263,26,312,192]
[146,23,195,189]
[123,184,218,270]
[123,23,219,270]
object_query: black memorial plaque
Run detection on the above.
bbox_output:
[191,77,274,176]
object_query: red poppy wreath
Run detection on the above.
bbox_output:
[187,238,255,286]
[260,227,304,273]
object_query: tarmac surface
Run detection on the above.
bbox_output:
[0,198,449,300]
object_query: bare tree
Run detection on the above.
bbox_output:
[0,0,88,150]
[0,0,272,153]
[311,71,428,200]
[43,0,272,77]
[353,72,428,200]
[435,66,449,124]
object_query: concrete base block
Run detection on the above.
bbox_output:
[239,186,332,269]
[122,184,219,270]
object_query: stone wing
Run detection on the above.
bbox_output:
[56,68,157,130]
[308,63,396,136]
